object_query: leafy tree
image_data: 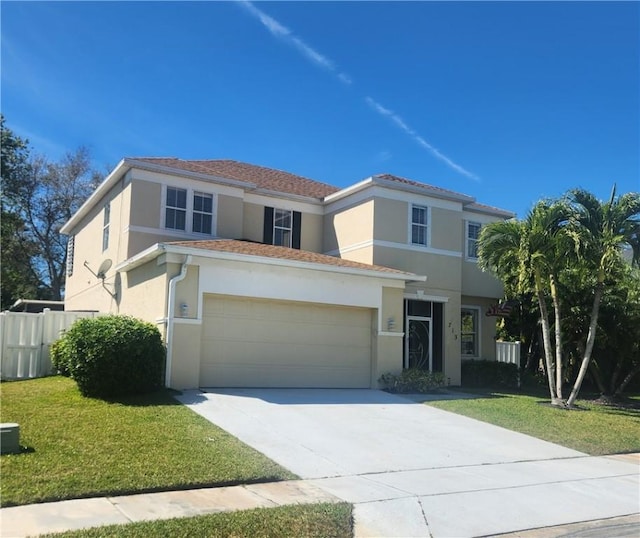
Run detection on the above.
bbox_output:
[565,187,640,406]
[478,201,572,406]
[1,116,100,303]
[480,187,640,407]
[587,265,640,399]
[1,116,40,309]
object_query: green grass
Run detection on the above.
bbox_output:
[0,377,295,507]
[39,503,353,538]
[427,388,640,455]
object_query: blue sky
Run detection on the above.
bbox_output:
[2,1,638,218]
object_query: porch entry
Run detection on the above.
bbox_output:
[404,300,443,372]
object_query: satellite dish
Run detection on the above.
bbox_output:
[96,259,112,280]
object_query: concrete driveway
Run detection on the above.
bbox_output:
[176,389,639,537]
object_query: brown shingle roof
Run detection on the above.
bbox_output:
[167,239,412,275]
[131,158,339,199]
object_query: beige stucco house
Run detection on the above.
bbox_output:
[61,158,514,390]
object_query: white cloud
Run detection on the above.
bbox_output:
[237,1,351,85]
[366,97,479,182]
[238,1,478,182]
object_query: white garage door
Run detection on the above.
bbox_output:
[200,294,372,388]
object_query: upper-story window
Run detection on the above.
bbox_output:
[165,187,187,231]
[274,208,292,247]
[263,207,301,249]
[466,221,481,259]
[411,204,429,246]
[163,186,215,235]
[102,202,111,251]
[193,192,213,235]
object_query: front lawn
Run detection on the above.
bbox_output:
[40,503,353,538]
[427,389,640,455]
[0,377,295,507]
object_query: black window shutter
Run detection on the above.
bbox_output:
[292,211,302,249]
[263,206,274,244]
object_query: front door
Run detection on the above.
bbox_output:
[405,316,431,370]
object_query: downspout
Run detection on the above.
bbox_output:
[165,255,192,388]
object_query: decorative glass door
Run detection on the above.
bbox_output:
[405,316,432,370]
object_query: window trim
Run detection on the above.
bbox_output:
[466,221,481,260]
[273,208,293,248]
[409,204,430,247]
[263,206,302,249]
[460,305,481,358]
[102,202,111,252]
[161,185,217,236]
[192,191,214,235]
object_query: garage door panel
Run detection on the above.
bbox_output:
[200,362,369,389]
[201,295,372,388]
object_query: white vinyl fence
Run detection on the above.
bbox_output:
[0,310,98,380]
[496,340,521,387]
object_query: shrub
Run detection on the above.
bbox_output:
[50,337,71,377]
[461,359,518,388]
[379,368,446,393]
[61,315,165,398]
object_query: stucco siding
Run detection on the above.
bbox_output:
[324,200,374,253]
[373,246,461,291]
[462,260,505,298]
[129,180,162,229]
[217,195,243,239]
[242,202,264,243]
[118,261,168,323]
[171,264,200,320]
[65,180,128,311]
[169,323,202,389]
[431,207,463,251]
[300,213,323,253]
[373,198,407,244]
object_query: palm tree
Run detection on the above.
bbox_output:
[478,201,572,405]
[565,187,640,407]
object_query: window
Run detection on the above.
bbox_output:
[263,207,302,249]
[467,221,481,259]
[165,187,187,231]
[411,205,429,246]
[461,307,480,357]
[192,192,213,235]
[66,235,75,276]
[102,203,110,251]
[274,208,292,247]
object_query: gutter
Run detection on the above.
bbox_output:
[165,254,192,388]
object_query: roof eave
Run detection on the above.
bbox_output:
[116,242,424,282]
[373,176,475,203]
[61,159,129,235]
[464,202,515,219]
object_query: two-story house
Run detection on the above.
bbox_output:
[61,158,514,390]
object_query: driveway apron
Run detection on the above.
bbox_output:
[176,389,640,538]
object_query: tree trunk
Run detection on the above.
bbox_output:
[614,364,640,398]
[535,271,559,403]
[567,283,604,407]
[549,274,563,400]
[588,359,608,396]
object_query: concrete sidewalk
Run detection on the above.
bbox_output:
[0,480,341,537]
[1,472,638,538]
